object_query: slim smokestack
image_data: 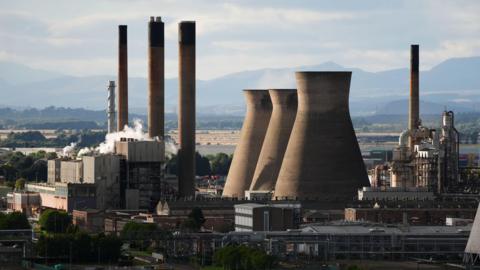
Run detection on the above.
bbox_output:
[223,90,272,198]
[148,16,165,139]
[107,81,116,133]
[117,25,128,131]
[274,72,369,203]
[249,89,297,192]
[178,21,196,197]
[409,44,419,132]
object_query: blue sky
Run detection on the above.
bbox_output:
[0,0,479,80]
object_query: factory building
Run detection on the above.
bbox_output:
[234,203,298,232]
[376,45,461,194]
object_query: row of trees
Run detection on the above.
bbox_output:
[213,245,276,270]
[0,212,30,230]
[36,209,122,263]
[0,151,55,183]
[36,232,122,263]
[166,152,232,176]
[0,130,106,148]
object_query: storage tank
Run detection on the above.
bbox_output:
[273,72,369,203]
[249,89,297,192]
[223,90,272,198]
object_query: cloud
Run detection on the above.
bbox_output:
[0,0,479,80]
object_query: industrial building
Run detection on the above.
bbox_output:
[223,223,471,261]
[234,203,298,232]
[372,45,461,194]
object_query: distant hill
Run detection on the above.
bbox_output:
[0,57,479,116]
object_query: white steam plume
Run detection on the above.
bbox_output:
[62,142,77,157]
[77,119,152,157]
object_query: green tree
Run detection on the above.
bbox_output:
[208,153,232,175]
[0,212,30,230]
[183,207,206,232]
[121,222,159,250]
[15,178,26,190]
[94,233,123,263]
[39,209,71,233]
[196,152,212,176]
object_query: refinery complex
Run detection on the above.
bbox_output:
[1,14,480,269]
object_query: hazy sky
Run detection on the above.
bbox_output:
[1,0,479,80]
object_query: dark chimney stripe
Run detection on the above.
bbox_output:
[149,21,164,47]
[119,25,127,45]
[411,44,419,72]
[179,21,195,45]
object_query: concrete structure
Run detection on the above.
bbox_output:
[148,16,164,139]
[47,159,61,184]
[83,154,121,209]
[234,203,296,232]
[274,72,369,202]
[249,89,297,192]
[178,21,196,197]
[117,25,128,131]
[6,192,40,215]
[223,90,272,198]
[107,80,116,133]
[115,140,167,210]
[357,187,435,201]
[24,182,97,212]
[465,204,480,266]
[60,160,83,183]
[223,223,471,261]
[345,207,477,225]
[72,209,105,233]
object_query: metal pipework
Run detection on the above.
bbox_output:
[223,90,272,198]
[148,16,165,140]
[273,72,369,204]
[409,44,420,148]
[107,81,116,133]
[178,21,196,197]
[117,25,128,131]
[249,89,297,192]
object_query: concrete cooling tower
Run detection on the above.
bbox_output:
[223,90,272,198]
[273,72,369,203]
[249,89,297,192]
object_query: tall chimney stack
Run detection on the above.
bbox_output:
[409,44,419,149]
[107,81,116,133]
[409,45,420,131]
[178,21,196,197]
[148,16,165,139]
[117,25,128,131]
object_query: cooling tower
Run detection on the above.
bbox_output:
[148,16,165,139]
[117,25,128,131]
[273,72,369,203]
[223,90,272,198]
[249,89,297,192]
[178,21,196,197]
